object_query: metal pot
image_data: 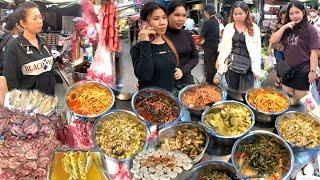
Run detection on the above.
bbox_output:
[275,111,320,150]
[188,160,238,180]
[200,100,255,146]
[158,121,209,164]
[245,86,290,124]
[65,81,115,121]
[131,87,182,129]
[178,83,227,116]
[231,130,294,180]
[92,110,149,162]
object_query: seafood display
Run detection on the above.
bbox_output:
[160,126,206,160]
[247,88,289,113]
[0,107,62,138]
[198,170,232,180]
[50,151,105,180]
[234,135,290,180]
[66,82,113,116]
[130,149,193,179]
[6,89,58,115]
[277,112,320,148]
[0,108,61,179]
[94,111,147,160]
[133,89,180,124]
[203,103,252,136]
[181,84,222,109]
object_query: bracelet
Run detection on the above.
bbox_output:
[310,70,316,73]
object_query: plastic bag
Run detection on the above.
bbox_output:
[299,82,320,112]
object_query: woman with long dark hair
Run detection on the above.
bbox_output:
[130,1,179,91]
[270,0,319,105]
[214,1,261,100]
[269,5,287,63]
[165,0,199,87]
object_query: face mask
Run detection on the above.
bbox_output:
[310,12,317,17]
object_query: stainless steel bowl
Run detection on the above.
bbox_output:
[276,111,320,150]
[93,110,149,162]
[231,130,294,180]
[189,160,238,180]
[65,81,115,120]
[201,100,255,146]
[245,86,290,124]
[158,122,209,164]
[131,87,182,128]
[178,83,227,116]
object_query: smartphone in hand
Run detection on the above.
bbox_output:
[140,21,155,41]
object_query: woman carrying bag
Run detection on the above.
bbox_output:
[270,1,319,105]
[213,1,261,100]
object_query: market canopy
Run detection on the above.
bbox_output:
[0,0,81,16]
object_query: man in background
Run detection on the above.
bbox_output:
[200,4,220,84]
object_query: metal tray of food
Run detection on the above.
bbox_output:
[48,148,109,180]
[4,89,58,116]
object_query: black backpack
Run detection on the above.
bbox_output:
[0,31,13,73]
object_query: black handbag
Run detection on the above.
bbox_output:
[275,60,293,78]
[230,54,251,74]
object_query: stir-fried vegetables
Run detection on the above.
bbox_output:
[160,126,206,159]
[197,170,232,180]
[236,135,290,179]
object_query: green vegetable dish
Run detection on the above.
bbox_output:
[235,135,290,180]
[204,103,252,136]
[197,170,232,180]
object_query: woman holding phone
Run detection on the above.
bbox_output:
[130,1,179,91]
[270,0,320,105]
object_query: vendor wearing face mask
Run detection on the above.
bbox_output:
[309,4,320,37]
[3,2,55,95]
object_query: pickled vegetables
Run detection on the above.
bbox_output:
[204,103,252,136]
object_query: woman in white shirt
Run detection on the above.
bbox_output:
[213,1,261,100]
